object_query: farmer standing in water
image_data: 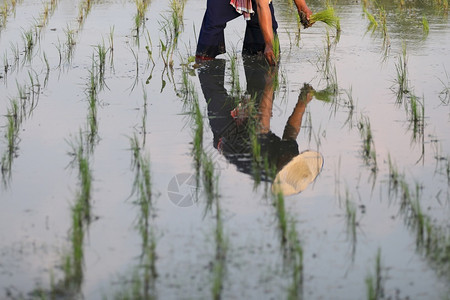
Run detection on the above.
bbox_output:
[196,0,312,65]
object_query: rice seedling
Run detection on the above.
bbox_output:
[438,69,450,104]
[365,248,383,300]
[378,7,389,50]
[422,16,430,38]
[1,98,21,184]
[134,0,151,38]
[387,154,401,198]
[64,26,77,63]
[2,56,8,77]
[202,154,217,212]
[158,0,186,68]
[357,115,377,173]
[78,0,93,27]
[228,50,241,101]
[212,199,227,300]
[140,84,148,144]
[192,96,204,174]
[10,42,19,65]
[269,190,305,298]
[0,1,8,29]
[407,94,425,141]
[22,28,35,61]
[274,191,288,245]
[145,30,155,68]
[27,69,41,108]
[43,51,50,87]
[344,189,357,242]
[394,44,409,103]
[170,0,185,43]
[272,34,280,64]
[95,42,108,84]
[38,2,50,29]
[286,220,304,300]
[56,129,95,296]
[122,133,158,300]
[86,60,99,145]
[301,6,340,29]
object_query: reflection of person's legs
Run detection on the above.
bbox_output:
[197,60,236,147]
[196,0,241,59]
[242,0,278,55]
[282,84,315,140]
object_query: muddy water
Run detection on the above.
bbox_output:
[0,0,449,299]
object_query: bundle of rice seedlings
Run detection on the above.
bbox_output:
[300,7,340,29]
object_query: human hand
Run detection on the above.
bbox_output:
[264,44,277,66]
[298,6,313,28]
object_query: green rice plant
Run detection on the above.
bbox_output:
[286,220,304,300]
[43,51,50,72]
[202,154,217,211]
[43,51,50,87]
[58,129,95,295]
[145,30,155,68]
[22,28,35,60]
[407,94,424,141]
[38,2,50,28]
[0,1,8,29]
[64,26,76,62]
[192,95,204,175]
[212,200,227,300]
[422,16,430,38]
[357,115,377,173]
[394,44,409,103]
[228,50,241,101]
[27,69,41,108]
[129,47,140,92]
[170,0,185,43]
[438,68,450,104]
[78,0,93,27]
[95,42,108,84]
[10,42,19,65]
[134,0,150,39]
[274,191,288,245]
[272,34,280,64]
[109,26,115,66]
[16,81,29,101]
[3,52,9,75]
[365,248,383,300]
[378,7,389,48]
[387,154,401,198]
[158,0,186,67]
[1,98,21,182]
[128,135,158,292]
[345,189,357,243]
[85,58,100,147]
[306,6,340,29]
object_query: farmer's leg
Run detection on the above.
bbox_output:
[196,0,241,59]
[242,0,278,55]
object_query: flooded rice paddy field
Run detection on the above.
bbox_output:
[0,0,449,299]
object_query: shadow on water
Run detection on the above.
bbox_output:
[197,57,324,196]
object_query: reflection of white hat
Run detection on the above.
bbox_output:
[272,151,324,196]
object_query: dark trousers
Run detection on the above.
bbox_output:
[196,0,278,58]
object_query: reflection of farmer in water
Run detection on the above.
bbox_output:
[197,57,323,195]
[196,0,312,65]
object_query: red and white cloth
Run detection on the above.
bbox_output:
[230,0,253,20]
[230,0,272,20]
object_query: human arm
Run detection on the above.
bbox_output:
[255,0,276,65]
